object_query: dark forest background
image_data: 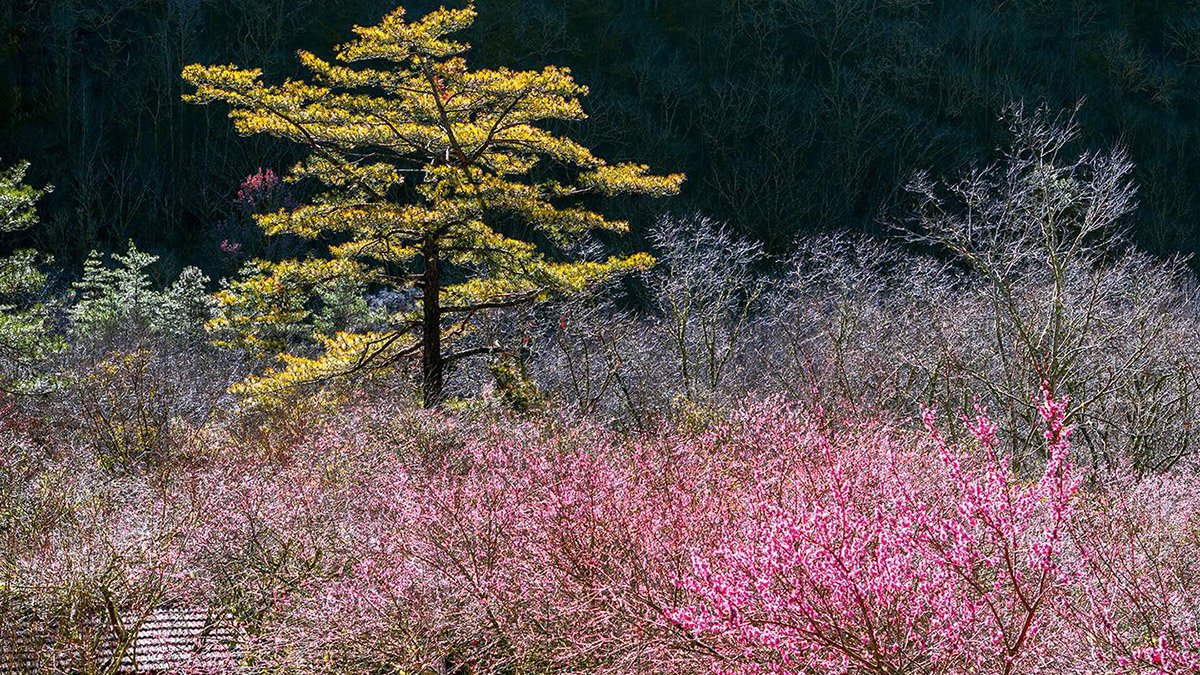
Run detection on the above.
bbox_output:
[3,0,1200,278]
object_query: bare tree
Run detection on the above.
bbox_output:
[649,215,769,399]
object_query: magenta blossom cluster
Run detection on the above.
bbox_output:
[235,167,291,214]
[667,385,1081,673]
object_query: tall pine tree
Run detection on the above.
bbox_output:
[184,3,682,406]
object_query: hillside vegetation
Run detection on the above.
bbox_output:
[1,2,1199,673]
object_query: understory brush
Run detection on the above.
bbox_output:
[6,387,1193,673]
[527,106,1200,474]
[233,393,1200,673]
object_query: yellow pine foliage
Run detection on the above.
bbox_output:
[184,3,682,405]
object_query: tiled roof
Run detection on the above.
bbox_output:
[116,608,240,672]
[0,619,49,675]
[0,607,240,674]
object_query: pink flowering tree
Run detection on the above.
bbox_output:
[1071,470,1200,673]
[668,385,1082,674]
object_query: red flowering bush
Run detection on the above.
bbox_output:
[234,168,291,215]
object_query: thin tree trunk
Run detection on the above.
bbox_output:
[421,238,444,407]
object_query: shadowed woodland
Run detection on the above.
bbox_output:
[7,1,1200,269]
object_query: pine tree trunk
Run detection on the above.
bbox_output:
[421,239,444,407]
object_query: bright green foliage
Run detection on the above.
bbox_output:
[70,242,216,341]
[183,3,682,406]
[0,161,62,393]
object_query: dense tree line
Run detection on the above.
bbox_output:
[3,0,1200,275]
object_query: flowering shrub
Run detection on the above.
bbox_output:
[668,389,1200,675]
[208,168,300,272]
[188,388,1191,674]
[668,386,1081,674]
[217,387,1199,674]
[0,423,218,672]
[6,390,1200,673]
[235,168,291,215]
[1072,470,1200,673]
[228,407,725,673]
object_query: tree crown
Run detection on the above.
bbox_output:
[183,3,682,403]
